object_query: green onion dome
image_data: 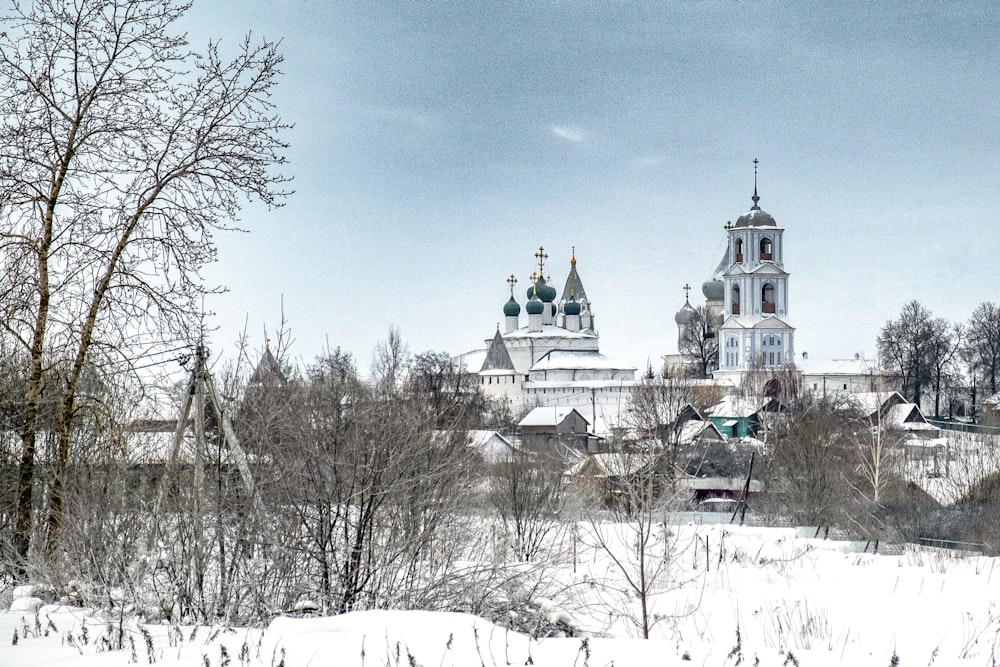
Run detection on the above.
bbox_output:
[527,276,557,303]
[525,294,544,315]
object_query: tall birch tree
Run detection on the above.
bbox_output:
[0,0,290,564]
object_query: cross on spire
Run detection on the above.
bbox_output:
[683,283,691,301]
[534,246,548,278]
[506,273,518,297]
[751,157,761,209]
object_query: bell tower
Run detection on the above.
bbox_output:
[715,160,795,381]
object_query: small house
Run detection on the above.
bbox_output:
[518,406,594,452]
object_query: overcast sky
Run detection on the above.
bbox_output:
[179,2,999,375]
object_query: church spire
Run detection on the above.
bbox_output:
[751,157,760,210]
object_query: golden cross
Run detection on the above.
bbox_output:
[534,246,548,276]
[507,273,518,297]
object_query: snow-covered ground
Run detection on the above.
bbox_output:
[2,522,999,666]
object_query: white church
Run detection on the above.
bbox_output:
[461,247,637,432]
[707,168,796,384]
[463,163,881,432]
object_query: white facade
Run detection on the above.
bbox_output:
[468,248,637,434]
[713,184,796,385]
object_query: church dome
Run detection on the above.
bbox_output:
[734,207,776,228]
[525,294,544,315]
[503,296,521,317]
[564,297,581,316]
[674,300,696,325]
[527,276,557,303]
[702,278,724,301]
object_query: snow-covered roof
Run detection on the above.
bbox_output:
[885,404,936,430]
[518,406,589,427]
[682,477,764,492]
[678,419,727,445]
[796,357,879,376]
[456,349,487,374]
[466,429,514,450]
[465,430,516,462]
[529,350,635,372]
[582,452,652,477]
[502,324,597,341]
[707,395,769,419]
[849,391,907,417]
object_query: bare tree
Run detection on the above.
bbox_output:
[407,350,487,429]
[489,452,565,562]
[764,396,856,531]
[370,326,409,394]
[627,375,697,475]
[263,337,488,615]
[966,303,1000,406]
[678,305,719,378]
[877,301,937,406]
[579,448,683,639]
[927,320,963,418]
[0,0,290,564]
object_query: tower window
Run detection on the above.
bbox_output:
[731,284,740,315]
[735,238,744,263]
[760,237,773,260]
[762,283,775,314]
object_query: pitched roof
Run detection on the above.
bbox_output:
[707,395,771,419]
[582,452,652,477]
[849,391,907,417]
[480,329,516,372]
[560,258,589,304]
[529,350,636,372]
[249,346,287,386]
[518,406,589,427]
[677,419,727,446]
[675,438,759,480]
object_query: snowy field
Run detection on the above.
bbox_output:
[2,522,999,666]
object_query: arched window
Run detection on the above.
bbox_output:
[761,283,775,314]
[762,334,783,368]
[735,238,744,263]
[760,237,773,260]
[731,284,740,315]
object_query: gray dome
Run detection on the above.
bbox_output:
[564,297,581,316]
[503,296,521,317]
[702,278,724,301]
[674,300,696,325]
[734,207,776,228]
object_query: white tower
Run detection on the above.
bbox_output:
[714,160,795,383]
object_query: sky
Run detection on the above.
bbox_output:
[176,1,999,376]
